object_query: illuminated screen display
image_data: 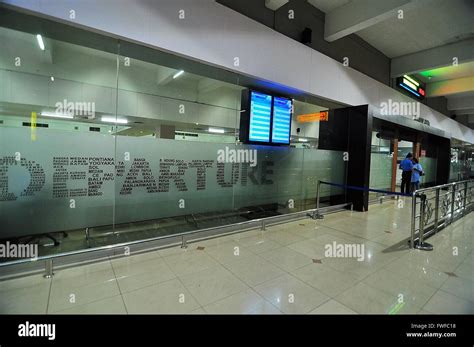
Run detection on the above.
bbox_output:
[397,75,425,99]
[271,96,292,144]
[249,91,272,143]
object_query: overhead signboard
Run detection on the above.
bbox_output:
[297,111,328,123]
[397,74,426,99]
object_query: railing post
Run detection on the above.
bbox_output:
[85,227,90,247]
[180,236,187,249]
[410,192,416,249]
[312,180,324,219]
[468,182,473,213]
[316,180,321,212]
[43,259,54,278]
[434,188,440,233]
[410,180,474,250]
[415,194,433,251]
[261,220,266,231]
[450,183,456,224]
[419,195,425,245]
[462,182,468,216]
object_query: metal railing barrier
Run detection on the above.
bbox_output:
[410,179,473,251]
[311,180,410,219]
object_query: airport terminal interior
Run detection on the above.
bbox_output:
[0,0,473,316]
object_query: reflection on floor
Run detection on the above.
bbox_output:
[0,198,472,314]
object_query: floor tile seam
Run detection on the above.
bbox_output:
[422,287,466,314]
[218,252,287,289]
[110,253,169,271]
[435,284,474,304]
[49,259,120,313]
[335,280,425,314]
[311,223,375,243]
[198,285,266,311]
[203,243,260,264]
[109,258,129,314]
[164,255,206,313]
[376,255,444,285]
[48,293,124,314]
[250,270,333,311]
[201,286,283,314]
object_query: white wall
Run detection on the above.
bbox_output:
[3,0,473,143]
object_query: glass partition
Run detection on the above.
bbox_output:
[301,148,346,209]
[0,25,119,254]
[370,153,392,191]
[369,131,392,199]
[449,147,473,182]
[419,156,437,186]
[0,16,348,260]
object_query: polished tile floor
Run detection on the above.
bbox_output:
[0,199,472,314]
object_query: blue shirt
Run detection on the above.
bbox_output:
[411,163,423,182]
[400,158,413,172]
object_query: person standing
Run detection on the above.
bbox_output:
[399,153,414,194]
[411,158,424,192]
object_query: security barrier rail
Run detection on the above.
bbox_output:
[410,179,473,250]
[310,180,410,219]
[313,179,473,252]
[0,202,351,279]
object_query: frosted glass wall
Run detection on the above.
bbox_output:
[419,157,437,185]
[370,153,392,190]
[0,23,348,255]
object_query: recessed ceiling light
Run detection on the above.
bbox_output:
[50,76,54,82]
[208,127,224,134]
[36,34,45,51]
[40,111,73,119]
[173,70,184,79]
[101,116,128,124]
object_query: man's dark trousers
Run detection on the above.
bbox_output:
[401,171,411,194]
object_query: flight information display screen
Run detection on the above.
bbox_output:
[271,96,292,144]
[240,89,293,146]
[249,91,272,143]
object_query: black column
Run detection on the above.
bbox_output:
[319,105,372,211]
[347,105,372,211]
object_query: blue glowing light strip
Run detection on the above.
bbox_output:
[399,83,421,97]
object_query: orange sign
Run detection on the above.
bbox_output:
[297,111,328,123]
[319,111,329,121]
